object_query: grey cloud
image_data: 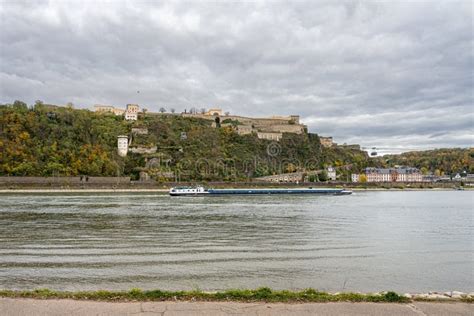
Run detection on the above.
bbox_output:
[0,0,472,152]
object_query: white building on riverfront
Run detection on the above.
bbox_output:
[352,167,423,183]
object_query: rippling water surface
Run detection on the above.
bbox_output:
[0,191,472,292]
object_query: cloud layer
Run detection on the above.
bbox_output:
[1,0,472,153]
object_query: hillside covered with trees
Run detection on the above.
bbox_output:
[380,148,474,175]
[0,101,376,181]
[2,100,471,181]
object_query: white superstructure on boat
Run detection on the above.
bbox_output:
[169,186,209,196]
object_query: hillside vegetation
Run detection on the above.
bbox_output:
[0,101,375,180]
[3,100,470,181]
[380,148,474,175]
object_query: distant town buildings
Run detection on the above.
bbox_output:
[422,172,474,183]
[117,135,129,157]
[352,167,423,183]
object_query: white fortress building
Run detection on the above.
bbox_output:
[94,104,140,121]
[117,135,129,157]
[125,104,139,121]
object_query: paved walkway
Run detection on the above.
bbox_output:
[0,298,472,315]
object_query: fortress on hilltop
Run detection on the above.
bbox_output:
[94,103,309,142]
[182,108,306,141]
[93,104,338,155]
[94,104,139,121]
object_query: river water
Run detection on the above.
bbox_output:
[0,191,472,293]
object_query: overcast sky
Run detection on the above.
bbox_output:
[0,0,472,153]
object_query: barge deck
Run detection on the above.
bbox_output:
[169,187,352,196]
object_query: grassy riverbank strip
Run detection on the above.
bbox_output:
[1,288,472,303]
[0,288,410,303]
[0,288,470,303]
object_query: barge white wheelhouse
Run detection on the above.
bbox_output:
[169,186,209,196]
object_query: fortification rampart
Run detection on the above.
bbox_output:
[181,113,304,135]
[182,114,296,125]
[259,124,304,134]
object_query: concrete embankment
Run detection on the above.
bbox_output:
[1,298,473,316]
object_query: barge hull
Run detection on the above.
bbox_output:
[207,189,349,195]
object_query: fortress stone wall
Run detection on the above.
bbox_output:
[129,146,158,154]
[261,124,304,134]
[182,111,305,138]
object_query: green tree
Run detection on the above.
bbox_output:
[318,170,328,182]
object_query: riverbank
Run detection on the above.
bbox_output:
[1,176,470,192]
[0,188,169,193]
[0,289,472,303]
[0,187,470,193]
[1,298,473,316]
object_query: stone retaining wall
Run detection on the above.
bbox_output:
[0,177,131,185]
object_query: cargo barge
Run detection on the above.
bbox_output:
[169,186,352,196]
